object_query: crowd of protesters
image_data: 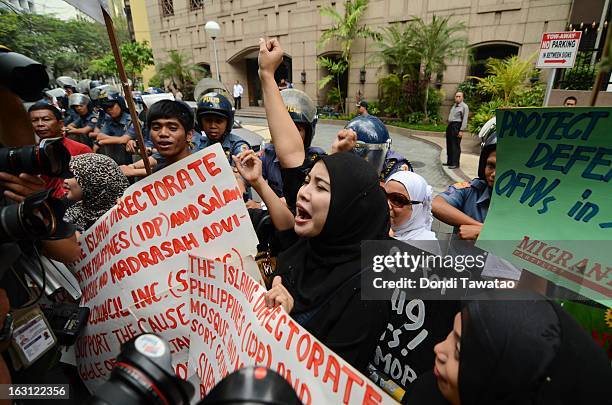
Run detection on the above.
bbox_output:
[0,38,610,405]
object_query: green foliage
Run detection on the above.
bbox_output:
[561,53,596,90]
[147,72,164,89]
[87,54,117,77]
[157,50,208,99]
[366,101,381,115]
[371,15,467,120]
[0,9,128,77]
[472,55,537,103]
[457,79,484,105]
[426,88,444,122]
[86,41,153,85]
[469,100,506,134]
[370,24,419,78]
[317,56,348,113]
[318,0,380,62]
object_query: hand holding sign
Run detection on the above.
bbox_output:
[265,276,294,313]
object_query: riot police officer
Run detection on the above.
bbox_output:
[195,92,250,163]
[92,88,133,165]
[335,115,413,182]
[56,76,78,125]
[261,88,325,197]
[65,93,97,147]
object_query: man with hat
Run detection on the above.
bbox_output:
[356,100,369,116]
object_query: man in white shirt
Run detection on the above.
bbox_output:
[233,80,244,109]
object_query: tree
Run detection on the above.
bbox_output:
[317,57,348,111]
[317,0,379,113]
[472,55,537,103]
[370,24,419,79]
[318,0,380,62]
[157,50,208,98]
[120,41,154,85]
[0,9,129,77]
[404,15,467,120]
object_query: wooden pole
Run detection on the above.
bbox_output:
[589,20,612,106]
[101,6,151,175]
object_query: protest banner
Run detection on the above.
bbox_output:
[477,107,612,306]
[69,144,260,392]
[186,255,395,405]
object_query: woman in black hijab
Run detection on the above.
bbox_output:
[406,290,612,404]
[261,151,391,373]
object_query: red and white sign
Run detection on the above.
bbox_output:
[187,255,395,405]
[68,143,260,392]
[537,31,582,68]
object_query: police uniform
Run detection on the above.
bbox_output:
[96,111,132,165]
[438,178,490,225]
[261,144,325,197]
[196,132,250,164]
[380,149,413,182]
[127,122,153,148]
[68,110,97,147]
[63,108,79,126]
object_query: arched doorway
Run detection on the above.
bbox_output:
[468,42,520,78]
[197,63,212,78]
[229,47,292,106]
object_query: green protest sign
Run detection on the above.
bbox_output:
[477,107,612,307]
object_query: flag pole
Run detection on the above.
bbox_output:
[101,5,152,175]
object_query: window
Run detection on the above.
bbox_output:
[161,0,174,16]
[190,0,203,10]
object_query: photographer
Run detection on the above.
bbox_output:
[1,47,88,403]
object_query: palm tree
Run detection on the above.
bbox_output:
[157,50,207,93]
[404,15,468,120]
[472,55,537,103]
[370,24,419,79]
[317,0,380,113]
[318,0,380,62]
[317,57,348,111]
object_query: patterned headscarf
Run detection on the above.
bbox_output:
[64,153,129,231]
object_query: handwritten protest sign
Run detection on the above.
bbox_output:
[187,255,395,405]
[477,107,611,306]
[70,144,259,391]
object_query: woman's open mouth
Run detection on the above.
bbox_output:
[295,203,312,225]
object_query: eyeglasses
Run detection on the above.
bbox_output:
[386,192,422,208]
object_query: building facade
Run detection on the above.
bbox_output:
[145,0,574,108]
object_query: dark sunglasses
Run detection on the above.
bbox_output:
[386,192,422,208]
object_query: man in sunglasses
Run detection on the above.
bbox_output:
[91,89,133,165]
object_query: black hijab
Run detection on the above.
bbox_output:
[409,290,612,405]
[459,290,612,404]
[276,152,390,313]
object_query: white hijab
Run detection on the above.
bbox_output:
[386,171,437,241]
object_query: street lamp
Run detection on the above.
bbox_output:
[205,20,221,81]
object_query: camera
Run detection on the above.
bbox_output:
[88,334,302,405]
[0,137,72,178]
[0,46,49,102]
[0,189,73,244]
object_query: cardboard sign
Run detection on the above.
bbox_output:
[537,31,582,69]
[186,255,395,405]
[477,107,612,306]
[69,144,259,392]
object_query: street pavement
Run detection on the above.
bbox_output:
[237,116,456,193]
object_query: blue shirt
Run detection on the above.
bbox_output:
[128,122,153,148]
[63,109,80,126]
[72,111,98,130]
[97,111,131,137]
[438,178,491,224]
[195,132,250,164]
[380,149,413,182]
[261,144,326,197]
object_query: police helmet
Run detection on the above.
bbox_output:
[56,76,77,90]
[76,79,91,94]
[95,87,127,111]
[69,93,91,108]
[478,132,497,180]
[345,115,391,174]
[280,88,317,148]
[196,92,234,135]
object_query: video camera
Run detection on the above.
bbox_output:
[87,333,302,405]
